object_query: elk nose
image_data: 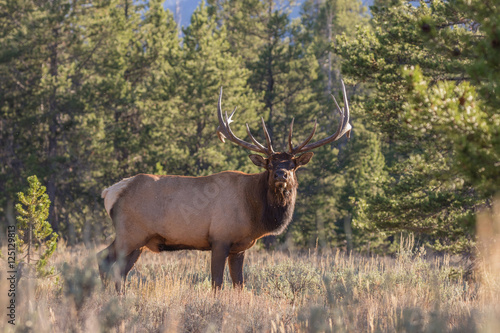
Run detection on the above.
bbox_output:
[274,170,287,181]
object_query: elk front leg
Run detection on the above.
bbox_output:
[211,243,230,290]
[228,251,245,289]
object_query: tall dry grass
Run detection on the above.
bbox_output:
[1,205,499,332]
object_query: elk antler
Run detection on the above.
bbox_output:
[216,87,274,156]
[288,80,352,154]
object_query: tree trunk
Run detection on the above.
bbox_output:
[262,0,276,249]
[344,214,353,252]
[28,219,32,264]
[265,0,275,140]
[47,27,60,232]
[5,199,15,226]
[327,7,333,93]
[265,47,275,140]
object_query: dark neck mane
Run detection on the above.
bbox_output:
[258,171,297,235]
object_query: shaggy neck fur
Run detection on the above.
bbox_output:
[259,171,298,235]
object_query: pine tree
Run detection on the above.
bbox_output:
[335,0,495,253]
[301,0,368,93]
[401,0,500,197]
[15,176,58,277]
[207,0,267,65]
[173,1,261,176]
[102,0,181,177]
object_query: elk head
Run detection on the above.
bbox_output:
[216,81,352,204]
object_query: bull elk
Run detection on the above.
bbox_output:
[98,81,352,292]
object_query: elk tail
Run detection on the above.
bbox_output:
[101,176,135,217]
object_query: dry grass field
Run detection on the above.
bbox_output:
[1,228,499,333]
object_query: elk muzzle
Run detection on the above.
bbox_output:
[274,169,289,187]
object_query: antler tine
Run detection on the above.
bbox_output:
[260,117,274,154]
[225,111,269,154]
[288,118,294,153]
[341,79,351,138]
[328,93,345,139]
[293,80,352,154]
[332,92,343,117]
[216,87,269,154]
[246,123,268,151]
[289,120,317,154]
[216,87,228,143]
[228,106,237,122]
[219,107,237,142]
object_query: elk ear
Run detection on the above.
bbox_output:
[295,152,314,167]
[249,154,268,168]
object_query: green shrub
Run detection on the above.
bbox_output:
[61,260,101,311]
[261,260,321,304]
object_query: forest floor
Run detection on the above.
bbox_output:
[1,238,499,332]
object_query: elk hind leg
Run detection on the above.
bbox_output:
[111,222,148,293]
[97,240,117,283]
[228,252,245,289]
[115,248,143,294]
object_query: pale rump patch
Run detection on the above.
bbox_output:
[101,177,135,216]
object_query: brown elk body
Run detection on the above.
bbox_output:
[98,81,352,292]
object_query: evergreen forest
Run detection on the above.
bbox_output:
[1,0,499,256]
